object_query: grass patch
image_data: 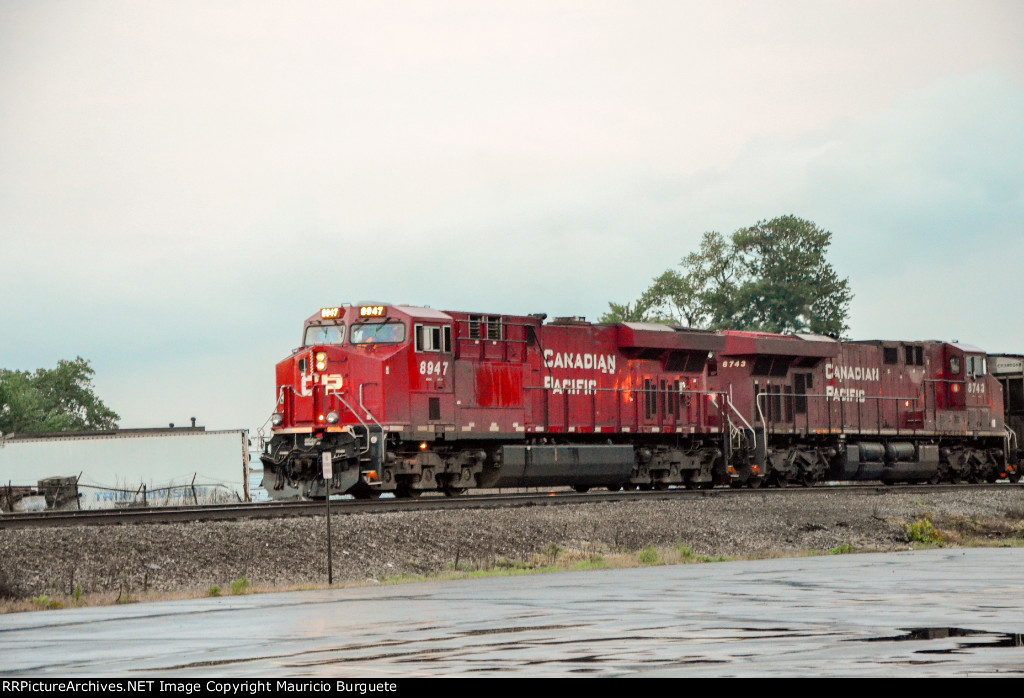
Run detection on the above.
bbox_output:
[906,514,944,545]
[637,546,661,565]
[31,595,63,610]
[573,554,606,571]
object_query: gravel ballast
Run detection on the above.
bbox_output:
[2,488,1022,601]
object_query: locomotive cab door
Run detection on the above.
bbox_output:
[937,345,967,432]
[412,323,455,431]
[964,354,990,430]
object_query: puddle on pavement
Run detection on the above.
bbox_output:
[860,627,1024,650]
[458,624,583,637]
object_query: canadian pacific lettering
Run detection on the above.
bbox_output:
[824,363,880,403]
[544,376,598,395]
[825,364,880,382]
[543,350,615,374]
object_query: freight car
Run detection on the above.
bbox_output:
[260,303,1018,498]
[991,354,1024,463]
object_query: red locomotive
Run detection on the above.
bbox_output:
[260,303,1018,498]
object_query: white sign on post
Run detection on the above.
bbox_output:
[322,451,333,480]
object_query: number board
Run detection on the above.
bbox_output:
[360,305,386,317]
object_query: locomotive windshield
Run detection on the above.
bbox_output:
[351,321,406,344]
[304,324,345,346]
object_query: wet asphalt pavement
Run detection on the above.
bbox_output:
[1,548,1022,677]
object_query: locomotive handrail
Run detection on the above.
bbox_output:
[720,393,754,433]
[326,389,372,457]
[525,384,723,435]
[269,385,306,448]
[524,386,719,397]
[757,392,923,438]
[754,391,769,450]
[358,383,386,436]
[255,412,274,452]
[708,388,754,455]
[277,384,302,404]
[723,393,755,454]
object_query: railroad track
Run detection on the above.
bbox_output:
[1,490,628,528]
[0,482,1016,529]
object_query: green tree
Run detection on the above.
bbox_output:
[729,216,852,336]
[0,358,119,435]
[603,216,852,336]
[599,299,656,323]
[643,231,744,328]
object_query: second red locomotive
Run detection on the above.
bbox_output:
[260,303,1018,498]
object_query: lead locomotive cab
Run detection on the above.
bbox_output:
[262,303,443,499]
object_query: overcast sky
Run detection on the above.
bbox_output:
[2,1,1022,435]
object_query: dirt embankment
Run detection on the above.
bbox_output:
[1,488,1022,602]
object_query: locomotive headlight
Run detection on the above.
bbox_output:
[271,413,283,426]
[326,411,339,424]
[315,352,327,371]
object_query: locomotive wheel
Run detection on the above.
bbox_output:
[653,482,670,491]
[606,485,622,492]
[443,487,467,497]
[573,485,590,493]
[395,484,422,499]
[350,483,381,500]
[747,477,763,489]
[1010,472,1021,484]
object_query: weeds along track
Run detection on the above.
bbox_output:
[0,483,1016,529]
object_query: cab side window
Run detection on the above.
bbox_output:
[949,356,961,375]
[415,325,452,353]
